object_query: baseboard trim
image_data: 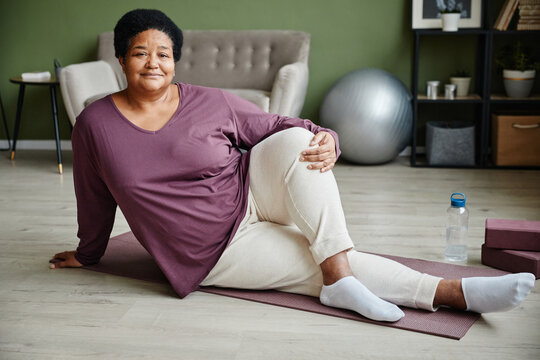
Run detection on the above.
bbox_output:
[0,140,72,151]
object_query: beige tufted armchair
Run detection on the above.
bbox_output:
[60,30,311,125]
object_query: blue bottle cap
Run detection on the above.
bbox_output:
[450,193,466,207]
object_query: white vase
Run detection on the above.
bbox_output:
[450,77,471,97]
[441,13,461,32]
[503,70,536,98]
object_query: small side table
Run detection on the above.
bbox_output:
[0,92,11,151]
[9,76,64,174]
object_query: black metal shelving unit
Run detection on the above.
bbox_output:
[410,3,540,168]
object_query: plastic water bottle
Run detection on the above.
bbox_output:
[445,193,468,262]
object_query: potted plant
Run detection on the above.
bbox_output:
[495,42,540,98]
[437,0,463,32]
[450,70,472,97]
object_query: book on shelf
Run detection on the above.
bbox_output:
[495,1,540,31]
[517,23,540,29]
[517,2,540,30]
[494,0,519,30]
[518,18,540,23]
[518,3,540,17]
[519,7,540,15]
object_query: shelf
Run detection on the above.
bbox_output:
[416,94,540,103]
[490,94,540,102]
[411,2,540,169]
[491,30,540,35]
[417,94,482,103]
[415,29,540,36]
[414,29,487,35]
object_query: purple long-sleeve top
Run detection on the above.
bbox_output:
[72,82,341,298]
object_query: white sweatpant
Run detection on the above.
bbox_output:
[202,128,442,311]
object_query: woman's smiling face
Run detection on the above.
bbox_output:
[120,29,176,93]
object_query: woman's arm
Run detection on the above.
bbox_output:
[51,120,117,268]
[222,90,341,171]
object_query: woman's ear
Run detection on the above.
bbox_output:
[118,57,126,73]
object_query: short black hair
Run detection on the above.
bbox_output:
[114,9,183,62]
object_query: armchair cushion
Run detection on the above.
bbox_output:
[84,93,112,107]
[222,89,270,112]
[59,60,120,125]
[270,62,309,117]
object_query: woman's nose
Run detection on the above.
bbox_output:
[146,54,159,68]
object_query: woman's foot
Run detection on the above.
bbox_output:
[320,276,405,322]
[435,273,536,313]
[461,273,536,313]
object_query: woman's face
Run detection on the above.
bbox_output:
[119,29,175,93]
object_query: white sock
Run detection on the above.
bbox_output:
[461,273,536,313]
[320,276,405,322]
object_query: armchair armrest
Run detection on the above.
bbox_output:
[59,60,121,125]
[269,62,309,117]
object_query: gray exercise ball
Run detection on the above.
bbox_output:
[320,68,412,164]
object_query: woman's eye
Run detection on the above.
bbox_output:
[160,53,169,58]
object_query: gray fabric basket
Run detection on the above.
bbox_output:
[426,121,475,166]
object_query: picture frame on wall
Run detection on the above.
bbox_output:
[412,0,483,29]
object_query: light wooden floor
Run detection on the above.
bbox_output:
[1,150,539,359]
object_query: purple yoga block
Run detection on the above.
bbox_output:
[485,218,540,251]
[481,244,540,279]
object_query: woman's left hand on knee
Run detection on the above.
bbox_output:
[299,131,337,173]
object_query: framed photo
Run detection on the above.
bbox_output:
[412,0,483,29]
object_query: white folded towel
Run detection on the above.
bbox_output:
[21,71,51,81]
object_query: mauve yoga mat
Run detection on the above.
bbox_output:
[82,232,508,340]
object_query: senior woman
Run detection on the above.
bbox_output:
[51,9,534,322]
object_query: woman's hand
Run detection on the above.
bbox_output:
[49,251,83,269]
[299,131,337,173]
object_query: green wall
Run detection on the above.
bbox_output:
[0,0,414,140]
[0,0,478,141]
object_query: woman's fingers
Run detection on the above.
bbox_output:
[50,260,66,269]
[301,156,336,172]
[309,131,326,146]
[50,259,81,269]
[300,149,332,162]
[300,147,336,172]
[53,251,69,260]
[306,159,335,172]
[300,131,337,172]
[301,141,334,160]
[49,250,82,269]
